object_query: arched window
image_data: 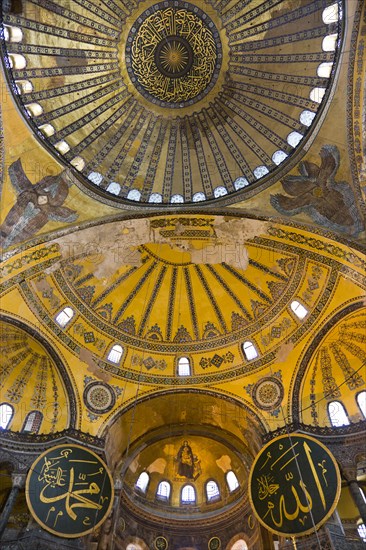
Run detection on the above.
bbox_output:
[231,540,249,550]
[149,193,162,203]
[290,300,308,320]
[170,194,184,203]
[192,192,206,202]
[25,102,43,117]
[272,151,288,165]
[88,171,103,185]
[106,182,121,195]
[54,140,70,154]
[322,3,339,24]
[234,177,249,190]
[107,344,123,364]
[300,110,316,127]
[328,401,350,427]
[135,472,149,493]
[317,62,333,78]
[0,403,14,430]
[310,87,326,103]
[226,471,239,492]
[242,341,258,361]
[55,306,74,328]
[253,166,269,179]
[214,186,228,197]
[4,25,23,42]
[181,484,196,504]
[70,156,85,171]
[15,80,33,94]
[177,357,191,376]
[287,131,303,147]
[39,123,55,137]
[357,524,366,543]
[156,481,171,500]
[322,34,338,52]
[22,411,43,433]
[206,480,220,501]
[8,53,26,69]
[357,391,366,418]
[127,189,141,201]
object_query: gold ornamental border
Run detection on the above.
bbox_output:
[25,444,114,539]
[247,433,341,538]
[118,0,229,118]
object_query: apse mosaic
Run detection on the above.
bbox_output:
[1,0,343,204]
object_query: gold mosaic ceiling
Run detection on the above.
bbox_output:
[1,0,343,205]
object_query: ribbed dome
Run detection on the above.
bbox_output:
[2,0,342,205]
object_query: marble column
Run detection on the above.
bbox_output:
[0,473,25,539]
[348,479,366,525]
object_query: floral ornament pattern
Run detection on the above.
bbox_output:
[270,145,363,236]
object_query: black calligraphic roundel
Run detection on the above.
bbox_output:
[248,434,341,537]
[25,444,114,538]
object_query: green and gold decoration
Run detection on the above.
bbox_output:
[248,434,341,537]
[154,535,168,549]
[25,444,114,538]
[208,536,221,549]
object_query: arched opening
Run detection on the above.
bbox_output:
[327,401,350,427]
[0,404,14,430]
[135,472,149,493]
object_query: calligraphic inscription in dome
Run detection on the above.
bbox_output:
[26,445,114,538]
[126,3,221,106]
[248,434,341,537]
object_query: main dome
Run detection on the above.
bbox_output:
[1,0,343,205]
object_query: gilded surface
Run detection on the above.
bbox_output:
[248,434,341,536]
[26,445,114,538]
[127,5,219,105]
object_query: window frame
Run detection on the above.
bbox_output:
[356,390,366,419]
[242,341,258,361]
[181,483,196,505]
[55,306,74,328]
[22,410,43,434]
[0,403,14,430]
[107,343,124,365]
[226,470,240,493]
[135,471,150,494]
[177,356,192,377]
[205,479,221,503]
[327,400,350,427]
[156,480,171,502]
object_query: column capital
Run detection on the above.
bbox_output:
[11,473,26,488]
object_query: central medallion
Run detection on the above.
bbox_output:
[125,2,222,107]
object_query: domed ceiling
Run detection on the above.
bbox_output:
[1,0,343,205]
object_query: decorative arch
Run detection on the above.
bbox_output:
[0,315,77,429]
[292,302,365,423]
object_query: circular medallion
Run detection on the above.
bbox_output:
[126,2,222,107]
[154,535,168,550]
[83,382,116,414]
[25,444,114,538]
[252,377,284,411]
[248,434,341,537]
[208,536,221,549]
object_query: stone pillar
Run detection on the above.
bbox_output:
[0,473,25,539]
[348,479,366,525]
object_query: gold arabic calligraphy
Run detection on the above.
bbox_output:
[255,439,332,531]
[130,8,218,103]
[37,452,106,527]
